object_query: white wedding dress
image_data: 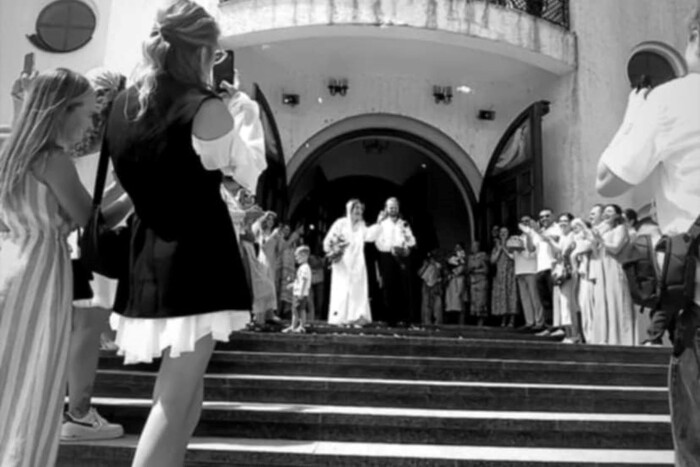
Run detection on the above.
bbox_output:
[324,214,381,326]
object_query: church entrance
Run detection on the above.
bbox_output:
[287,131,475,324]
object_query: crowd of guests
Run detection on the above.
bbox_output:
[1,0,697,465]
[417,204,666,347]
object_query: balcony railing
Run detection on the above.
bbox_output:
[219,0,570,30]
[498,0,569,29]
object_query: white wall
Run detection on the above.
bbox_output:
[0,0,115,126]
[235,43,552,185]
[564,0,696,213]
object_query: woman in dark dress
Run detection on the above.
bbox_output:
[104,2,266,466]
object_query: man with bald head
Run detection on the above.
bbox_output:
[375,197,417,326]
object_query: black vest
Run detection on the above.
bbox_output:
[107,77,251,318]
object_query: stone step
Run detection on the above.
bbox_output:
[87,398,673,450]
[283,323,567,342]
[93,370,670,414]
[58,435,675,466]
[225,331,671,365]
[58,436,674,466]
[99,351,669,387]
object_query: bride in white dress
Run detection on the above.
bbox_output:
[324,199,384,326]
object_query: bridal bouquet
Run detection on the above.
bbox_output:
[325,231,349,265]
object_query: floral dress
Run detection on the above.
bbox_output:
[468,252,490,317]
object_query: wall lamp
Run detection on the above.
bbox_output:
[433,85,452,104]
[328,78,348,96]
[282,93,299,106]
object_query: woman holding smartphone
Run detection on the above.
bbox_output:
[104,2,266,466]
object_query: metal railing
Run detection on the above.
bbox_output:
[497,0,570,29]
[219,0,570,29]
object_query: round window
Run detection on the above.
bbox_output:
[627,45,685,89]
[30,0,96,53]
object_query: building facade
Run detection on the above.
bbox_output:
[0,0,694,251]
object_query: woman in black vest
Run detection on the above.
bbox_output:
[104,2,266,466]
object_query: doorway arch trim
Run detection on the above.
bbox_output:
[287,113,481,236]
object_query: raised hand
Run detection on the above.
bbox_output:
[11,71,38,101]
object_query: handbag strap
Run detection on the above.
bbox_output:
[91,136,111,209]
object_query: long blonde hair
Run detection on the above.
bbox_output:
[131,0,219,120]
[0,68,91,206]
[73,68,126,157]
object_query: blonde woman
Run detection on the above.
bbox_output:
[62,68,130,442]
[595,204,635,346]
[0,68,115,466]
[104,2,266,466]
[570,218,596,343]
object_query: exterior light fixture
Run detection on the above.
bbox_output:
[478,109,496,120]
[282,93,299,106]
[433,85,452,104]
[328,78,349,96]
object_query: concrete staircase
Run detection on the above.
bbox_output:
[58,325,674,466]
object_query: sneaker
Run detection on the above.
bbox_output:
[99,334,118,351]
[550,329,566,338]
[561,337,581,344]
[61,408,124,441]
[535,329,552,337]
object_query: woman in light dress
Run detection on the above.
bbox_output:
[546,213,581,343]
[585,204,609,344]
[222,181,277,324]
[595,204,635,346]
[324,199,384,327]
[570,218,596,344]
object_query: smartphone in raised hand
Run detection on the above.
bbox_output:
[212,50,235,92]
[23,52,35,75]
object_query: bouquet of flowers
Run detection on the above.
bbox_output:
[325,231,349,265]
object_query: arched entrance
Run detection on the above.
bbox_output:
[286,115,479,324]
[287,115,480,257]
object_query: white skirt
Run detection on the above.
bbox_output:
[110,310,250,364]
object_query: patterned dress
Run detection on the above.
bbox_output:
[468,252,490,317]
[491,249,518,317]
[0,174,73,467]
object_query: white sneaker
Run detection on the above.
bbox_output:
[550,329,566,338]
[61,408,124,441]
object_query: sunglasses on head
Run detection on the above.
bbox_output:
[213,49,228,65]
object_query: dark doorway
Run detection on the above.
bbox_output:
[293,175,434,323]
[289,132,475,324]
[480,101,549,247]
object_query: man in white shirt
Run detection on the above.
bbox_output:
[596,7,700,464]
[375,197,417,326]
[523,208,561,333]
[514,215,545,332]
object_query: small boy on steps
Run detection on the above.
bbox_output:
[284,245,312,333]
